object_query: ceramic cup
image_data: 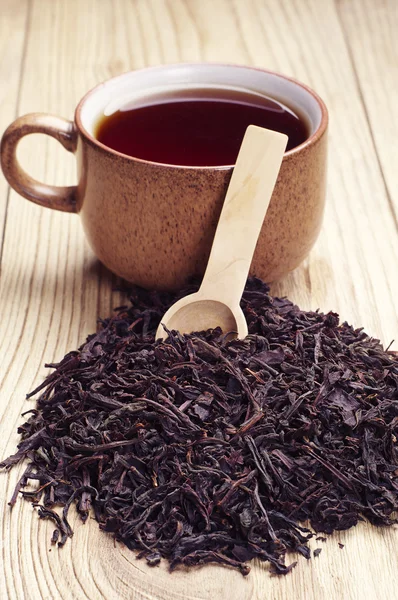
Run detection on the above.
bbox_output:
[0,63,328,290]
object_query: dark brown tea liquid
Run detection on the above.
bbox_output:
[95,88,309,167]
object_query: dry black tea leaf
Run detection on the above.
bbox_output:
[1,278,397,576]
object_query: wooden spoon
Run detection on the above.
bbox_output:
[156,125,288,340]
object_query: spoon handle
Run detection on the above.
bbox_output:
[199,125,288,307]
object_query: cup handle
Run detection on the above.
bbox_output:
[0,113,78,213]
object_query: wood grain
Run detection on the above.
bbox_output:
[337,0,398,220]
[0,0,29,259]
[0,0,397,599]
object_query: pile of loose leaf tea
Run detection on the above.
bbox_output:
[1,278,397,576]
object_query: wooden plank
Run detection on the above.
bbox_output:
[336,0,398,221]
[0,0,29,259]
[0,0,130,598]
[0,2,30,598]
[0,0,397,599]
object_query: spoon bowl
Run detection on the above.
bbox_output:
[158,292,248,339]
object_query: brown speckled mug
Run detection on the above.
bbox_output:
[0,64,328,290]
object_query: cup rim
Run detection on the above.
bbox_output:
[75,62,328,170]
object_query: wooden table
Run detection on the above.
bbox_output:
[0,1,397,598]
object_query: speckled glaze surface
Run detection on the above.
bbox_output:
[76,131,327,290]
[0,64,328,290]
